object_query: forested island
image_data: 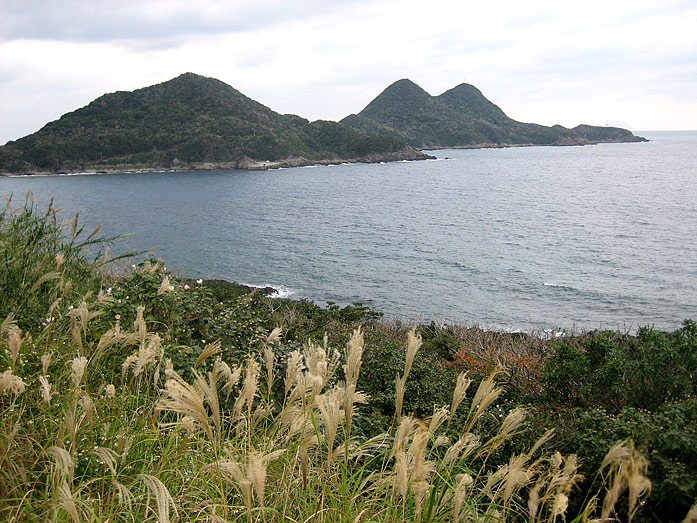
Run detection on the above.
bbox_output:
[342,79,647,148]
[0,73,647,175]
[0,73,429,175]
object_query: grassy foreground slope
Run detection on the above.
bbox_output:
[342,79,647,148]
[0,74,428,175]
[1,194,695,522]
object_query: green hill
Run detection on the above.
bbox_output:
[342,79,647,148]
[0,73,428,174]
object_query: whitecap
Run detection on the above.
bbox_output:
[241,282,295,299]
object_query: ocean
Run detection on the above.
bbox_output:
[2,131,695,332]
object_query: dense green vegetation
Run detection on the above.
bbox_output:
[1,195,695,522]
[0,73,425,174]
[341,79,647,148]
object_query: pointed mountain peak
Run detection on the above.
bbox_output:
[358,79,434,120]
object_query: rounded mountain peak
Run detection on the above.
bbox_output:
[381,79,431,98]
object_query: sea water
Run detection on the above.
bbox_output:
[2,131,695,332]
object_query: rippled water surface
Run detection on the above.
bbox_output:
[2,131,696,331]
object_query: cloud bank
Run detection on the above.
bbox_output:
[1,0,695,144]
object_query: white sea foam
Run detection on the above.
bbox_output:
[241,282,295,299]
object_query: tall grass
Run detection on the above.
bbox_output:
[0,195,674,521]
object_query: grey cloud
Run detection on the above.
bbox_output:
[0,0,349,45]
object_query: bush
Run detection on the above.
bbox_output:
[541,322,697,412]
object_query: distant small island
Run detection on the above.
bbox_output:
[0,73,430,176]
[0,73,646,176]
[342,79,647,148]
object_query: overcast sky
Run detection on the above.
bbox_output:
[1,0,695,145]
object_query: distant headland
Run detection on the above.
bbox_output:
[342,79,647,149]
[0,73,645,176]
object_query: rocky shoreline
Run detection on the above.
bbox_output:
[424,137,649,151]
[0,148,434,176]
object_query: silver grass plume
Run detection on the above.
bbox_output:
[317,386,344,462]
[138,473,178,523]
[601,440,651,521]
[7,325,22,366]
[453,473,474,522]
[0,369,26,394]
[428,406,449,435]
[394,329,422,421]
[70,356,88,389]
[47,445,75,483]
[342,328,365,441]
[465,370,502,433]
[194,339,221,369]
[57,480,80,523]
[449,372,472,424]
[284,350,303,396]
[157,369,215,444]
[90,446,119,476]
[113,481,135,513]
[235,355,260,419]
[39,375,52,404]
[157,275,174,294]
[41,352,53,374]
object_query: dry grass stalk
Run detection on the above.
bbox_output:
[90,446,118,476]
[235,355,260,421]
[157,275,174,294]
[465,371,502,433]
[39,375,52,404]
[394,329,422,422]
[527,428,555,459]
[79,392,95,422]
[478,407,527,457]
[57,480,81,523]
[196,369,222,439]
[453,473,474,522]
[47,445,75,482]
[41,352,53,374]
[214,449,285,511]
[0,314,16,337]
[428,406,449,435]
[601,440,651,521]
[212,358,241,399]
[264,344,274,395]
[449,372,472,424]
[70,356,88,389]
[266,326,282,345]
[342,328,366,441]
[104,383,116,397]
[284,350,303,396]
[157,369,215,444]
[344,328,364,390]
[138,473,178,523]
[0,369,26,394]
[394,375,406,421]
[7,325,22,366]
[113,480,135,512]
[194,339,222,369]
[317,386,343,462]
[501,454,532,504]
[403,329,422,381]
[28,270,61,294]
